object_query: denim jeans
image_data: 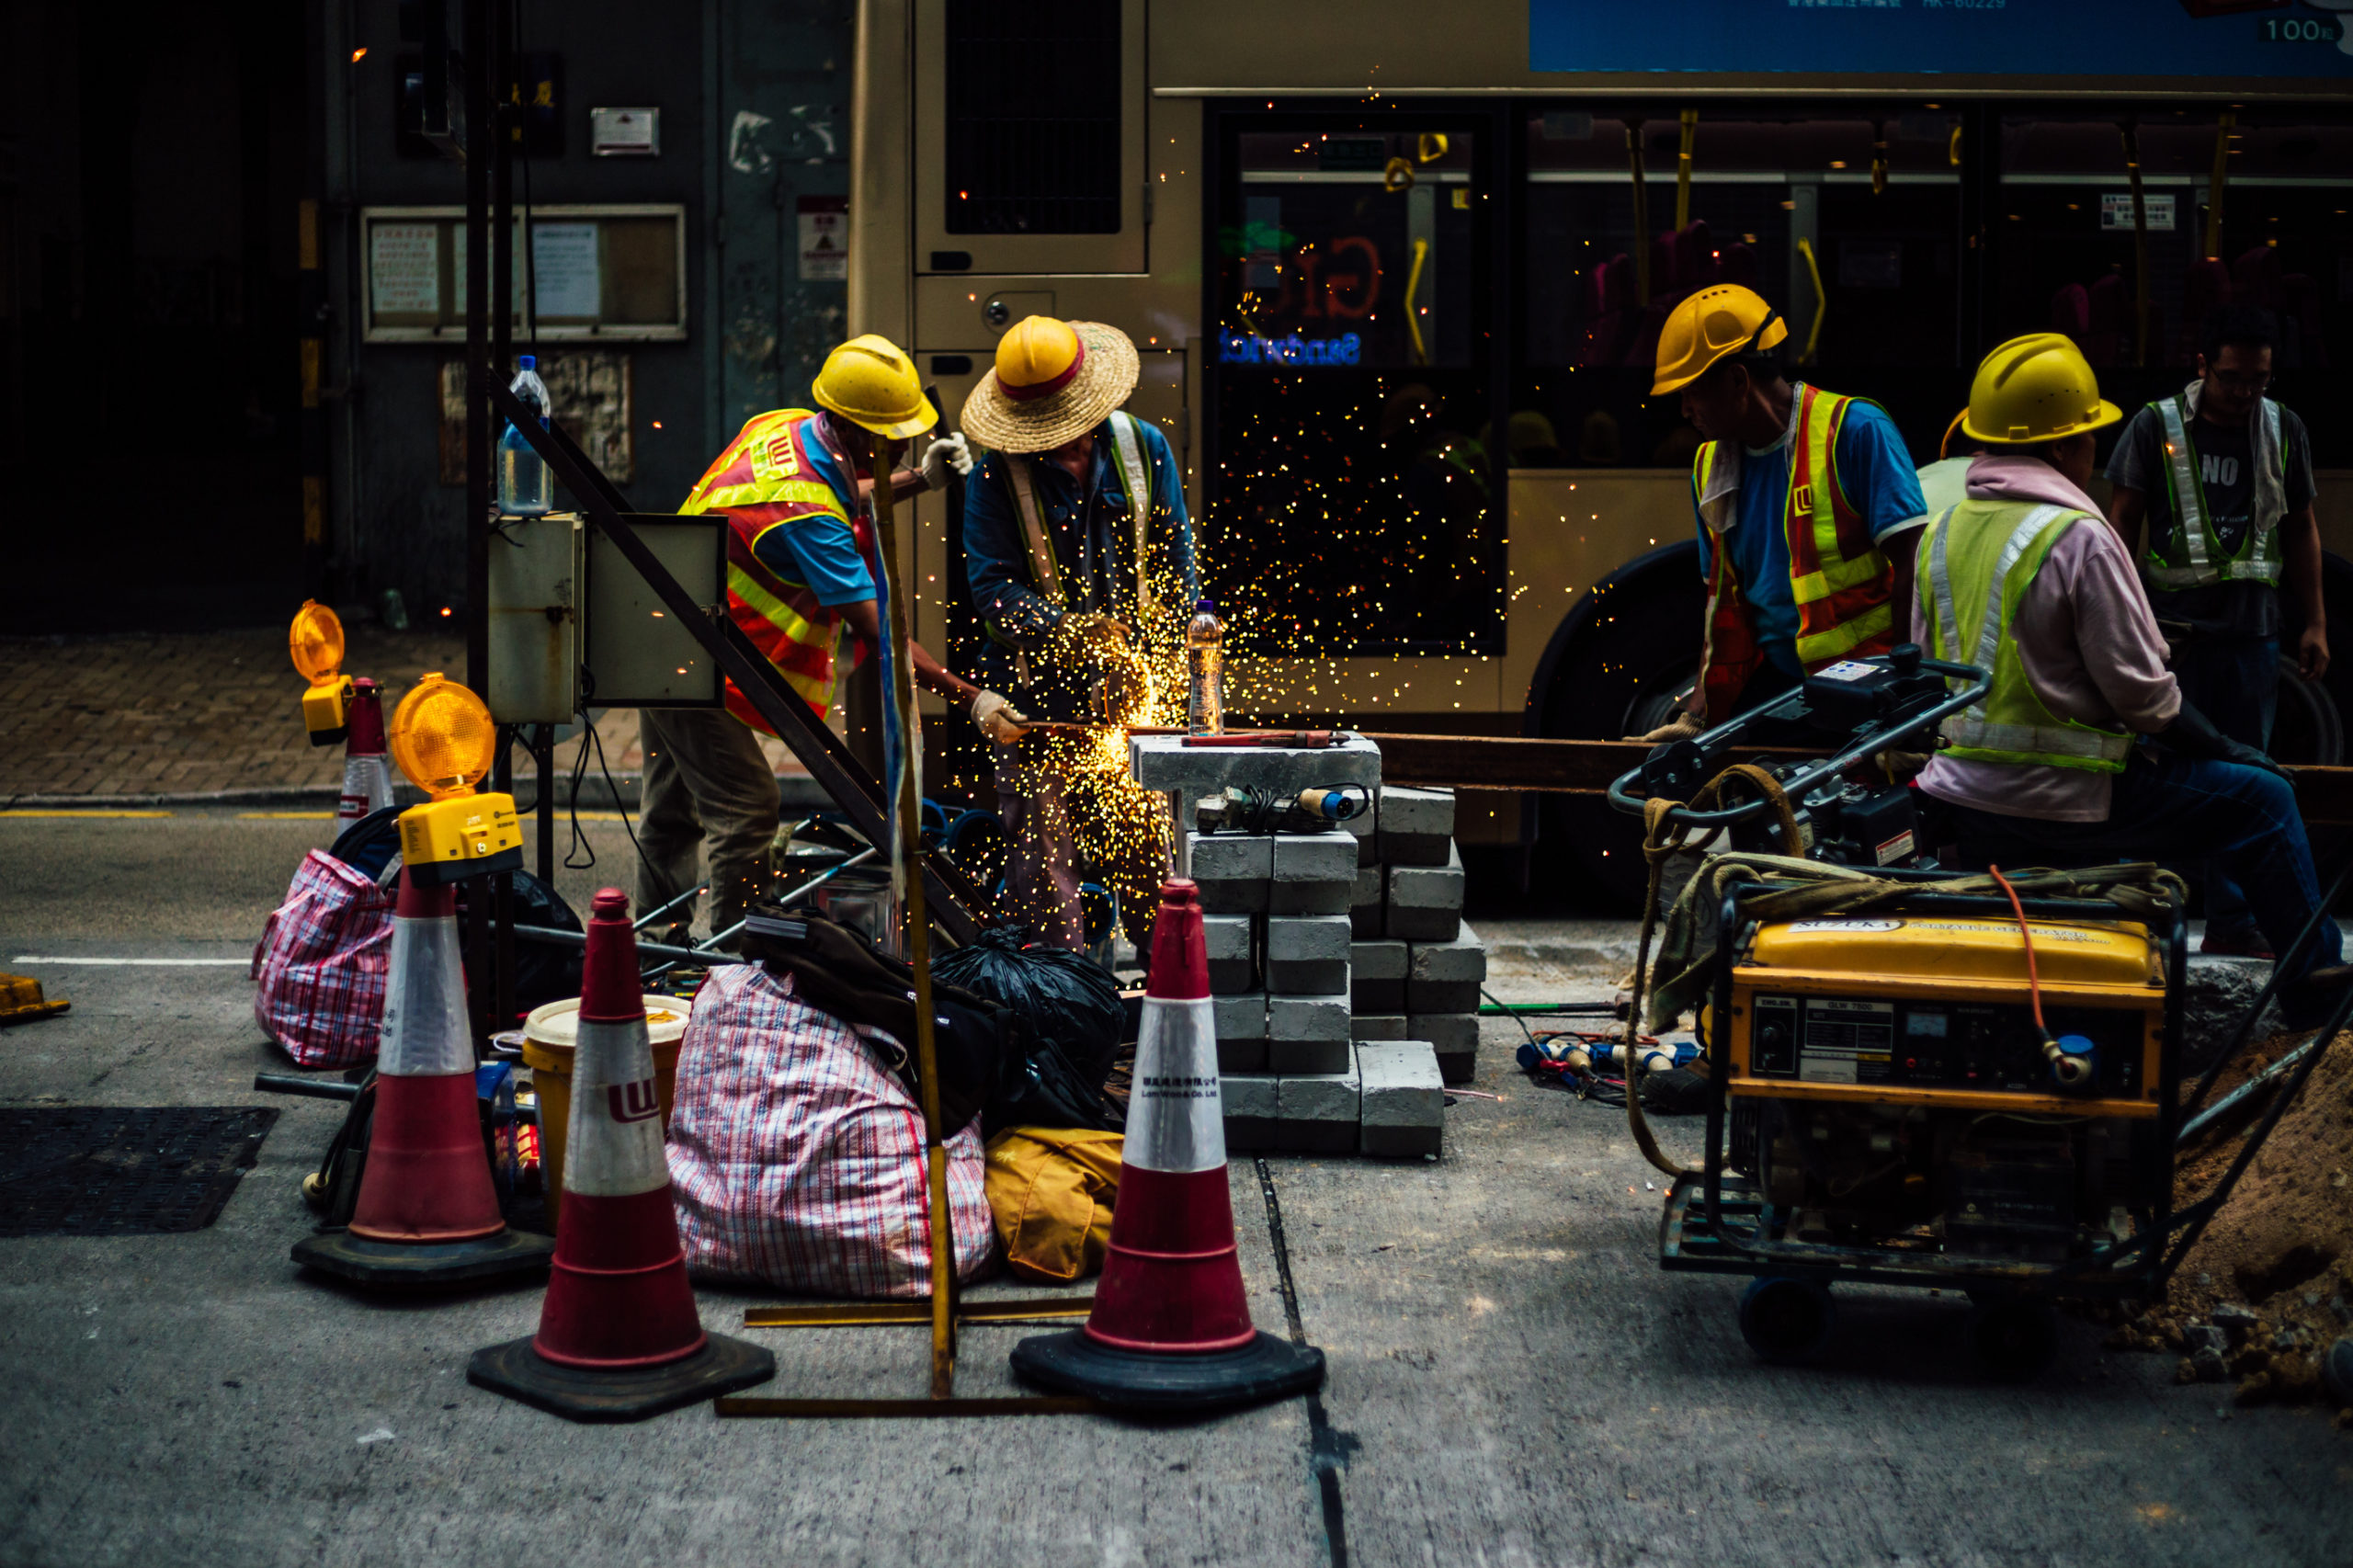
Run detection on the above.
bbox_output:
[2171,635,2280,936]
[1946,742,2342,1024]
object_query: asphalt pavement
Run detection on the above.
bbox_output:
[1,812,2347,1567]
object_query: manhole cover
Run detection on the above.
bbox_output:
[0,1107,279,1236]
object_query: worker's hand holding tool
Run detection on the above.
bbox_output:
[2165,699,2294,781]
[1626,710,1706,745]
[1058,612,1134,667]
[920,432,974,491]
[972,688,1029,744]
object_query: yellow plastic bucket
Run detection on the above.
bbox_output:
[522,995,691,1222]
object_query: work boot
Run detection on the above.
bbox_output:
[2200,924,2275,960]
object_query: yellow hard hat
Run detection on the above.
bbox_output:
[812,334,938,439]
[1652,285,1789,396]
[1961,333,2121,447]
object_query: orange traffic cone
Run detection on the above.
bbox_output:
[470,890,772,1420]
[1011,879,1324,1411]
[291,869,555,1287]
[336,677,396,825]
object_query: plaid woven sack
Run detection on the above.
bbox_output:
[667,961,994,1299]
[251,849,394,1069]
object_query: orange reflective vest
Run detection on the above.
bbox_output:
[1693,386,1895,723]
[680,408,869,731]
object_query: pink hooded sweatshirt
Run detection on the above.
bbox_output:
[1909,454,2181,823]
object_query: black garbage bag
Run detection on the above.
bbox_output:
[454,869,584,1015]
[936,926,1124,1085]
[936,926,1126,1136]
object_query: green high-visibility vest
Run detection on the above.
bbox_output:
[2142,393,2286,589]
[1920,499,2135,774]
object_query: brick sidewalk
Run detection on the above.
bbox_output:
[0,626,808,803]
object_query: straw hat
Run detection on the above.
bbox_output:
[960,317,1140,454]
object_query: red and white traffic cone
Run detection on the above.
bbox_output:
[337,677,396,826]
[470,889,772,1420]
[291,868,556,1287]
[1011,878,1324,1411]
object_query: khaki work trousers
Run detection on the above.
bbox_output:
[635,707,779,947]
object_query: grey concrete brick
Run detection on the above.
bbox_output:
[1345,800,1377,866]
[1351,939,1406,1013]
[1269,831,1357,915]
[1221,1073,1279,1152]
[1277,1056,1361,1153]
[1351,863,1385,937]
[1412,1011,1480,1084]
[1377,786,1456,867]
[1266,915,1351,995]
[1214,992,1267,1074]
[1188,831,1270,914]
[1131,731,1381,795]
[1352,1014,1408,1041]
[1268,992,1352,1074]
[1358,1040,1444,1157]
[1204,913,1257,994]
[1407,929,1488,1015]
[1385,844,1464,941]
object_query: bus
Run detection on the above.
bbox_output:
[848,0,2353,902]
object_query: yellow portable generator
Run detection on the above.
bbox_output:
[1664,881,2186,1371]
[1611,647,2210,1373]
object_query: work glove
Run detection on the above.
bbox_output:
[971,688,1029,745]
[1056,612,1133,667]
[1626,710,1706,746]
[920,432,974,491]
[2165,699,2293,781]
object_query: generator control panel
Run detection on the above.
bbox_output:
[1744,993,2151,1101]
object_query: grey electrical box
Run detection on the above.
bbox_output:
[485,514,582,724]
[583,515,727,708]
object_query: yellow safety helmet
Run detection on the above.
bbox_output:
[1961,333,2120,447]
[812,334,938,439]
[1651,284,1789,396]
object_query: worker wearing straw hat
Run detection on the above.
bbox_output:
[959,316,1199,954]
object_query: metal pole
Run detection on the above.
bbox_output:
[1675,109,1697,232]
[2205,110,2234,261]
[463,0,495,1053]
[1625,117,1650,307]
[2120,121,2152,368]
[875,428,957,1400]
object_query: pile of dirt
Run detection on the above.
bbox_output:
[2090,1028,2353,1421]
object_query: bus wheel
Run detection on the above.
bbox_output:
[1530,543,1705,909]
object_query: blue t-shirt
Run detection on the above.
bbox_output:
[1694,392,1926,677]
[748,429,878,608]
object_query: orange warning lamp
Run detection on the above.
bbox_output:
[290,600,352,746]
[388,674,523,883]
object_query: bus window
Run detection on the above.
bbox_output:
[1209,122,1502,656]
[1518,107,1963,470]
[1997,110,2353,463]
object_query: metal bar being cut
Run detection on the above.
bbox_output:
[480,377,989,944]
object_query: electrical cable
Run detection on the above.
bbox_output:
[1990,863,2089,1088]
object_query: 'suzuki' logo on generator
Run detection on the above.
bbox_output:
[607,1079,661,1123]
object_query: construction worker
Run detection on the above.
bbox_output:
[2108,304,2327,958]
[958,316,1199,953]
[1631,285,1928,742]
[1913,334,2344,1025]
[636,334,982,948]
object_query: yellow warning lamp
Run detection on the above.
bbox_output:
[290,599,352,746]
[388,674,523,884]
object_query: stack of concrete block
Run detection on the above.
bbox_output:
[1343,784,1485,1085]
[1129,733,1451,1158]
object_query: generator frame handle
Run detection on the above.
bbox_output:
[1688,869,2189,1294]
[1605,653,1991,831]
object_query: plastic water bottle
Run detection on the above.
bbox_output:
[1186,597,1224,736]
[497,356,553,516]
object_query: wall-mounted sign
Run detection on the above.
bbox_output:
[798,195,848,282]
[361,205,687,342]
[2102,192,2179,231]
[1529,1,2353,76]
[590,107,660,157]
